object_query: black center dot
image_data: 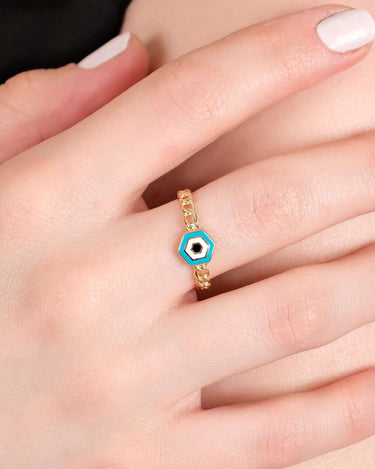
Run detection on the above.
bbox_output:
[192,243,203,254]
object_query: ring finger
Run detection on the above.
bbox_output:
[145,130,375,297]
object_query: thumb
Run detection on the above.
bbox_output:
[0,32,149,163]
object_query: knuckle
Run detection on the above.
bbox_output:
[0,65,76,150]
[21,261,102,341]
[1,69,45,119]
[150,57,228,129]
[37,262,101,316]
[257,26,319,87]
[0,174,33,237]
[258,403,309,467]
[354,133,375,188]
[342,390,368,437]
[55,368,112,419]
[0,159,66,242]
[265,270,328,352]
[0,168,46,237]
[22,275,73,338]
[232,168,308,244]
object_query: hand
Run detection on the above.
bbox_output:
[3,6,375,468]
[124,2,375,465]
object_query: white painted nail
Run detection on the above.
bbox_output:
[78,32,131,69]
[316,9,375,53]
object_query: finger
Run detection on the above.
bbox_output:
[145,131,375,296]
[0,33,148,163]
[158,243,375,396]
[173,369,375,469]
[20,6,375,214]
[207,213,375,297]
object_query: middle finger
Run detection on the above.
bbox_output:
[4,5,372,223]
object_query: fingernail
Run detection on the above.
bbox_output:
[316,9,375,53]
[78,32,131,69]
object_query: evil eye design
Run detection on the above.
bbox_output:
[178,230,215,266]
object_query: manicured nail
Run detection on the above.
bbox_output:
[78,32,131,69]
[317,9,375,53]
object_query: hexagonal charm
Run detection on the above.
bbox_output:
[178,230,215,266]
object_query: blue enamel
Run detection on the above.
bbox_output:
[178,230,215,266]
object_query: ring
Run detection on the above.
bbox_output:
[177,189,215,290]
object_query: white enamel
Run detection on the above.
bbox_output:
[316,9,375,53]
[185,236,209,260]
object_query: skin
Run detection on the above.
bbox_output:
[2,6,375,468]
[123,2,375,467]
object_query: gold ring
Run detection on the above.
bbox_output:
[177,189,215,290]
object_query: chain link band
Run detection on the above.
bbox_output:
[177,189,212,290]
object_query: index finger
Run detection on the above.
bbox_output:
[14,6,375,215]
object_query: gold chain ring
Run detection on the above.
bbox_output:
[177,189,215,290]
